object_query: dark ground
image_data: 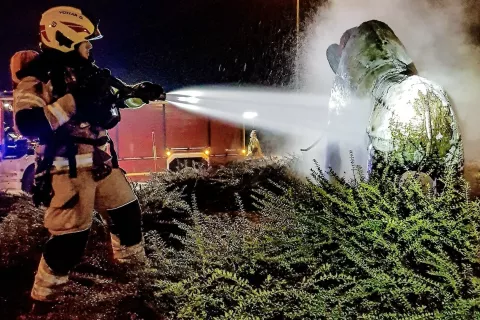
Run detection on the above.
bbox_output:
[0,195,161,320]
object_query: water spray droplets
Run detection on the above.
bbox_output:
[167,85,330,138]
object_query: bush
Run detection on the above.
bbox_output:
[142,159,480,319]
[3,154,480,319]
[135,157,300,248]
[139,157,298,212]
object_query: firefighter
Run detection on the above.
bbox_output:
[246,130,264,158]
[10,6,165,306]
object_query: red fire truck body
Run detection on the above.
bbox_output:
[110,103,245,180]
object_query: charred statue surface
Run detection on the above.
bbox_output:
[325,20,463,181]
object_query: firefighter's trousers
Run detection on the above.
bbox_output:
[31,168,145,302]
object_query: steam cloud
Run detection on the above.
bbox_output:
[296,0,480,168]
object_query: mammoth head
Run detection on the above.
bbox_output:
[326,20,418,92]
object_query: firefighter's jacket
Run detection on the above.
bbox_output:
[12,57,111,173]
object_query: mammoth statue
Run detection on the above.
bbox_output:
[322,20,463,182]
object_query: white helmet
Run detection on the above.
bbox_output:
[39,6,102,53]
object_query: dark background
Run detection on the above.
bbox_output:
[3,0,477,93]
[0,0,326,92]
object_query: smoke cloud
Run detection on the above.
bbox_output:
[297,0,480,166]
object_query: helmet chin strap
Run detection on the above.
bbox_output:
[87,52,95,64]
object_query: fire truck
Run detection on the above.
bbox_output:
[0,91,246,192]
[110,102,246,181]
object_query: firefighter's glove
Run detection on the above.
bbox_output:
[131,82,166,103]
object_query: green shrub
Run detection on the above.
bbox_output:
[143,159,480,319]
[2,152,479,319]
[148,157,298,211]
[135,157,300,248]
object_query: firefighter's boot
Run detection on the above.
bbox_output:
[31,230,89,302]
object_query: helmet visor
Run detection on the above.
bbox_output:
[86,20,103,41]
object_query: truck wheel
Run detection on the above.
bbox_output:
[168,158,208,171]
[22,165,35,194]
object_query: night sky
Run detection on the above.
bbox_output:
[1,0,323,92]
